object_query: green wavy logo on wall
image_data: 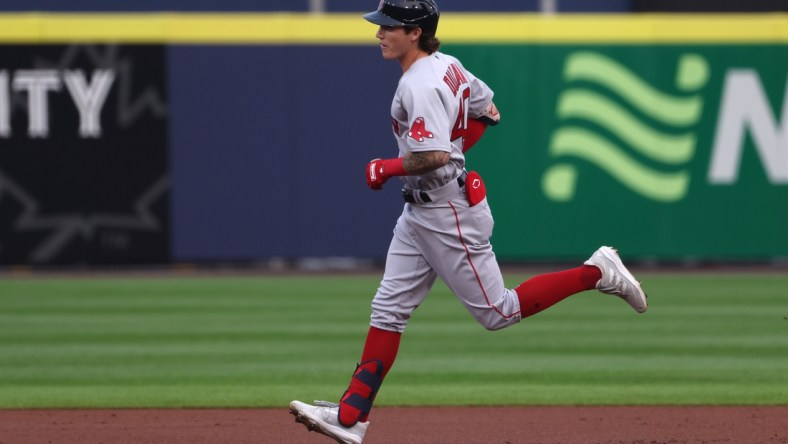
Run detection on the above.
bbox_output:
[542,51,709,202]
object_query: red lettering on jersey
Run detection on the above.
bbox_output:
[451,87,471,141]
[443,63,469,97]
[408,117,433,142]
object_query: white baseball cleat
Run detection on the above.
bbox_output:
[584,246,648,313]
[290,400,368,444]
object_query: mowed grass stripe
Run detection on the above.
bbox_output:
[0,273,785,407]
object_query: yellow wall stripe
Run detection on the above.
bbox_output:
[0,12,787,44]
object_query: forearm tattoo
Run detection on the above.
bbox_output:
[403,151,450,175]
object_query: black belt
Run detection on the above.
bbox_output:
[402,174,466,204]
[402,190,432,204]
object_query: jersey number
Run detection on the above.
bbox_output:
[450,87,471,142]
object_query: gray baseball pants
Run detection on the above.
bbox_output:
[370,191,522,333]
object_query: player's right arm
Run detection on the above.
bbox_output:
[365,150,449,190]
[403,150,450,175]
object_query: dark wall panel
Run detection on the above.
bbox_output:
[0,45,169,265]
[168,45,404,261]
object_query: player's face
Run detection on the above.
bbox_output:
[375,25,418,61]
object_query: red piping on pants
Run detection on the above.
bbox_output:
[448,200,520,320]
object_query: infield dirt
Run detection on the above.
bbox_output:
[1,406,786,443]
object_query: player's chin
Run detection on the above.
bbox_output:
[380,46,395,59]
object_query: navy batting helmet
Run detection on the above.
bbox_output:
[363,0,440,35]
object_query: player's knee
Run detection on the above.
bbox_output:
[468,293,521,331]
[481,320,509,331]
[370,305,410,333]
[474,310,515,331]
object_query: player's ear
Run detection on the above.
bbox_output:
[409,26,422,42]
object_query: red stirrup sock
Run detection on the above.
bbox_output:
[359,326,401,372]
[338,326,401,427]
[514,265,601,318]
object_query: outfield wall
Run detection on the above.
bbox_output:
[0,14,786,265]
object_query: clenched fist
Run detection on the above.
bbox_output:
[365,157,406,190]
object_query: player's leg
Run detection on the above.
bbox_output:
[514,265,601,318]
[515,246,648,316]
[335,328,399,428]
[338,222,437,427]
[292,216,436,443]
[418,200,646,332]
[414,198,522,330]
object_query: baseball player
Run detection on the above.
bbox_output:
[290,1,648,443]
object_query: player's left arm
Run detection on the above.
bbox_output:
[463,101,500,153]
[462,61,500,153]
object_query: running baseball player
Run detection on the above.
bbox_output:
[290,1,648,443]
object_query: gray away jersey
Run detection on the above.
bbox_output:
[390,51,494,191]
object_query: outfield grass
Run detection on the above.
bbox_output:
[0,272,785,408]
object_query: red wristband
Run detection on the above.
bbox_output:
[381,157,407,177]
[366,157,407,190]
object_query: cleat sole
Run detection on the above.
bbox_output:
[290,407,348,443]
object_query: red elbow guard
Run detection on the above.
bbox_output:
[463,119,488,153]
